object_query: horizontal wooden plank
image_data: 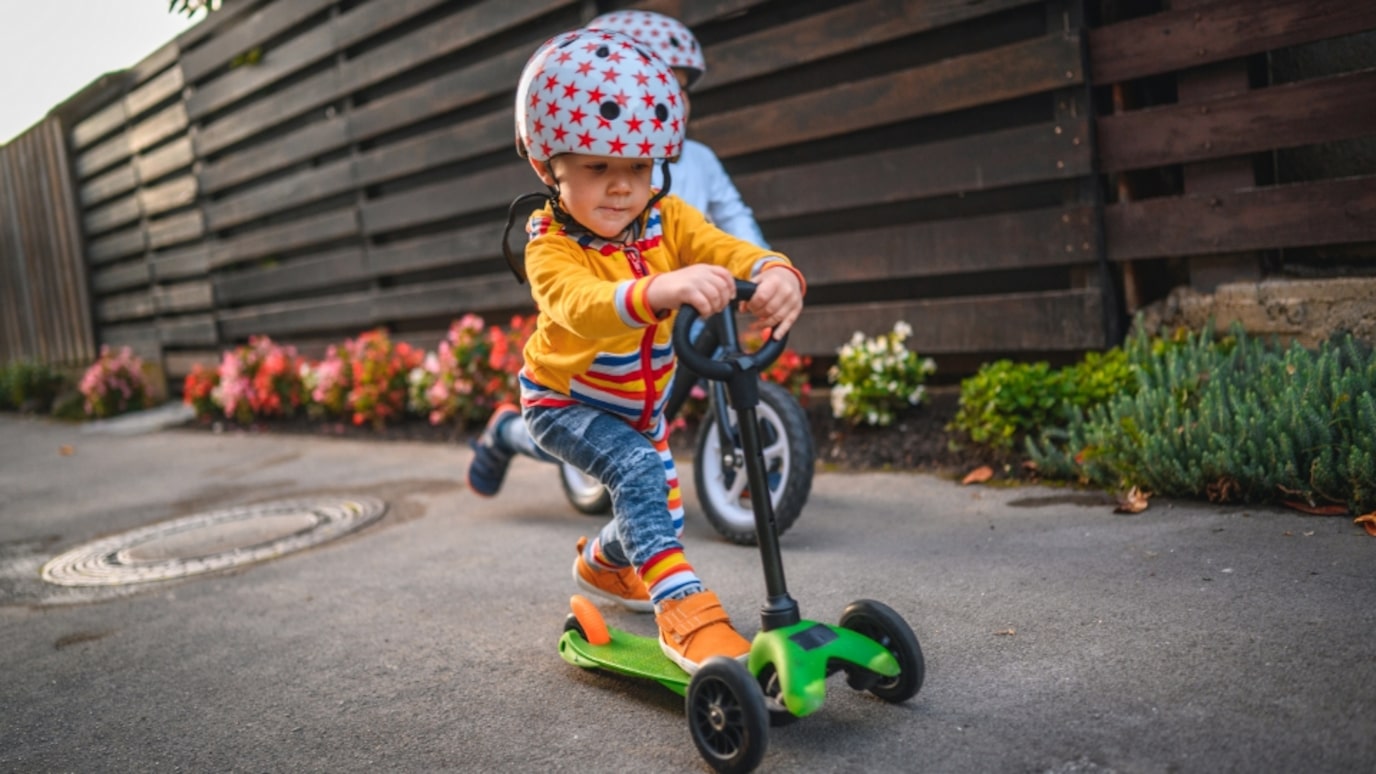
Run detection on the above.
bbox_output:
[127,40,180,88]
[88,227,147,265]
[187,17,338,120]
[71,99,127,151]
[214,246,368,305]
[701,0,1041,90]
[218,290,376,339]
[154,281,214,314]
[1089,0,1376,85]
[98,290,155,323]
[355,111,511,187]
[209,209,359,270]
[85,194,142,237]
[369,275,534,322]
[1097,68,1376,172]
[368,222,505,276]
[81,164,139,207]
[90,260,150,295]
[634,0,768,27]
[149,244,212,281]
[164,349,221,379]
[205,157,353,231]
[158,314,219,346]
[129,102,188,154]
[360,162,532,235]
[147,209,205,249]
[771,206,1097,285]
[99,323,161,363]
[124,64,184,120]
[788,289,1105,356]
[181,0,336,83]
[140,175,198,217]
[196,0,571,157]
[135,136,194,184]
[199,117,350,194]
[1105,176,1376,260]
[737,120,1091,220]
[696,34,1083,159]
[76,131,132,180]
[351,45,528,142]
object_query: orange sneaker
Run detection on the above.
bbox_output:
[655,590,751,674]
[572,537,653,612]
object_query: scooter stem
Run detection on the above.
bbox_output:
[730,395,801,631]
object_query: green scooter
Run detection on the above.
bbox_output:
[558,281,924,773]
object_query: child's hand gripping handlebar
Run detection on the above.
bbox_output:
[672,279,788,382]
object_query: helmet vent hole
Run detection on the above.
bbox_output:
[655,104,669,121]
[599,101,620,120]
[595,45,610,57]
[668,36,681,49]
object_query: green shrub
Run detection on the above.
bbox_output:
[1028,326,1376,513]
[828,321,936,427]
[950,348,1136,450]
[1,359,66,412]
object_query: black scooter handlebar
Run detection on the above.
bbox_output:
[672,279,788,382]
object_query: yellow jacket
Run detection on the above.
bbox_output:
[519,194,800,436]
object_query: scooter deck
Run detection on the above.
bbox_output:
[559,627,691,696]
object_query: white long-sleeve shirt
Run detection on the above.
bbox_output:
[654,139,770,249]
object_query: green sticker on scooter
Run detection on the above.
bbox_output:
[559,628,691,696]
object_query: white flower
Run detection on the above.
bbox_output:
[894,320,912,339]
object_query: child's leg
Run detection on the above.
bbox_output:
[527,403,750,671]
[466,404,557,497]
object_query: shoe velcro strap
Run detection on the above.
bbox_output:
[660,594,731,644]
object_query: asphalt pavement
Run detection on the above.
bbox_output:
[1,412,1373,773]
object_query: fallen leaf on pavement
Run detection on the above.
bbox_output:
[1114,486,1150,514]
[1355,512,1376,537]
[58,445,75,456]
[994,628,1016,636]
[1282,501,1349,516]
[962,465,993,485]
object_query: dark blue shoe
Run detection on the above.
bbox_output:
[467,403,520,497]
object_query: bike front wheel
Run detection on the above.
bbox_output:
[694,380,814,545]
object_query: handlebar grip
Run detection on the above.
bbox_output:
[672,280,788,382]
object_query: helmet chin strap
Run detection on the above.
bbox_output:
[500,157,675,282]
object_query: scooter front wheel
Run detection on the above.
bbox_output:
[839,599,925,703]
[687,657,769,773]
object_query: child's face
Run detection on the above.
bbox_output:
[673,69,692,124]
[535,154,654,240]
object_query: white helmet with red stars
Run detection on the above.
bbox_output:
[587,10,705,88]
[515,28,685,163]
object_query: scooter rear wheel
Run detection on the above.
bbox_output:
[839,599,925,703]
[687,657,769,773]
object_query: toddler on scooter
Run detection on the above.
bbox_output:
[467,28,804,673]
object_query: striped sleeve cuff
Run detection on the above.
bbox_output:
[752,258,807,296]
[614,277,659,327]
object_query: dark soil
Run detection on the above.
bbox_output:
[182,386,1016,480]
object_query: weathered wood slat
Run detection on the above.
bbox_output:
[355,111,511,186]
[209,209,359,270]
[88,227,147,265]
[360,163,532,236]
[98,290,155,322]
[136,137,195,184]
[1089,0,1376,85]
[147,210,205,249]
[164,349,221,379]
[214,246,368,305]
[180,0,336,84]
[76,131,132,180]
[85,194,142,237]
[196,0,572,157]
[697,34,1082,159]
[772,206,1097,286]
[91,261,150,295]
[100,323,161,362]
[199,118,349,194]
[349,46,528,142]
[788,289,1105,356]
[124,65,184,120]
[205,158,354,231]
[158,314,219,346]
[81,164,139,207]
[368,222,505,276]
[1106,176,1376,261]
[154,281,215,314]
[187,18,339,120]
[71,99,128,151]
[1097,68,1376,173]
[218,290,376,339]
[369,276,534,321]
[140,175,198,217]
[737,120,1091,220]
[150,244,212,282]
[129,103,188,154]
[635,0,768,27]
[702,0,1041,90]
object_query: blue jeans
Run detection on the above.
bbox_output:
[523,402,684,569]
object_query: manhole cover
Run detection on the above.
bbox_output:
[41,496,386,587]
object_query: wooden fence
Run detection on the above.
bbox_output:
[3,0,1374,386]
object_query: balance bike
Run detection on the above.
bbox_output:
[558,281,924,773]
